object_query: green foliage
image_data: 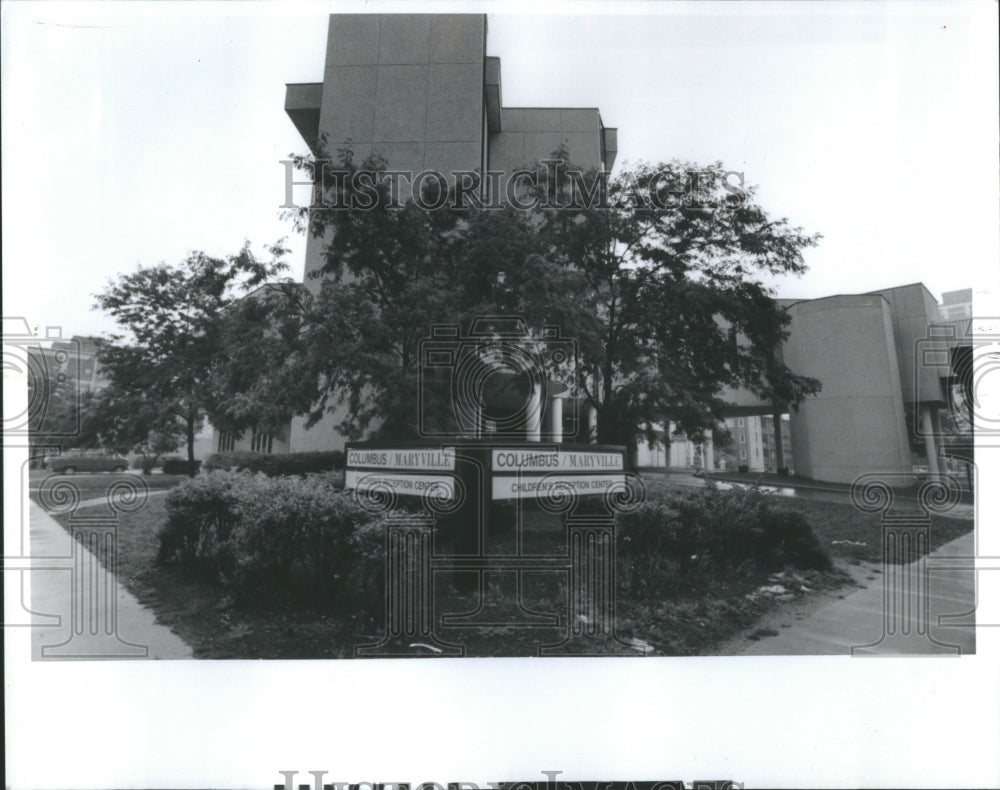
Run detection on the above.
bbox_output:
[86,384,186,473]
[28,373,101,452]
[264,144,822,453]
[93,241,291,464]
[202,450,345,476]
[157,471,377,606]
[161,457,202,475]
[528,152,822,460]
[616,485,831,599]
[273,143,571,440]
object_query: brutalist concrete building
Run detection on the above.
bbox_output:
[285,14,617,293]
[281,13,617,454]
[215,13,968,489]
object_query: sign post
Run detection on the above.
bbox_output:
[345,441,636,654]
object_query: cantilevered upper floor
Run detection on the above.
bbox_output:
[285,14,616,176]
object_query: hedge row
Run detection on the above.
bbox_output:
[161,458,202,475]
[202,450,346,476]
[616,484,831,599]
[158,469,832,610]
[157,471,380,607]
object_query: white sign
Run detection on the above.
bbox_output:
[345,470,455,498]
[346,447,455,471]
[491,448,624,472]
[492,473,627,500]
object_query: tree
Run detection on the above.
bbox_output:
[233,146,821,463]
[94,241,290,470]
[528,154,822,466]
[269,144,566,441]
[28,372,101,462]
[87,385,186,474]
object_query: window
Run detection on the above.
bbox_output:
[737,417,744,427]
[740,449,747,460]
[251,432,274,454]
[740,433,746,443]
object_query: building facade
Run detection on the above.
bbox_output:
[216,13,971,488]
[760,414,793,473]
[939,288,973,321]
[723,282,966,484]
[280,13,616,455]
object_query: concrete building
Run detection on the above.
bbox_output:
[286,13,616,297]
[634,423,714,471]
[760,414,793,473]
[217,14,972,489]
[723,415,766,472]
[723,282,967,485]
[279,13,616,455]
[939,288,973,321]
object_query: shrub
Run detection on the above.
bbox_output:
[157,470,243,573]
[616,485,831,599]
[202,450,345,477]
[157,470,378,607]
[161,457,202,475]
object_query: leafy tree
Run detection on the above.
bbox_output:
[87,385,186,473]
[28,373,101,462]
[94,242,290,470]
[273,144,566,440]
[239,145,821,465]
[528,153,822,466]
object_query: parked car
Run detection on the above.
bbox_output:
[46,450,132,474]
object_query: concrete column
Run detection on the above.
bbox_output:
[773,413,785,471]
[549,396,563,443]
[527,382,542,442]
[587,404,598,443]
[921,405,940,477]
[703,431,714,472]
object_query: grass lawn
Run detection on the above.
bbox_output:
[766,497,972,564]
[47,482,973,658]
[29,471,192,501]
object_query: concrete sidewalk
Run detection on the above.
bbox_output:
[26,501,192,660]
[723,530,977,656]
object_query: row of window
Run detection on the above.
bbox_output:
[217,431,274,454]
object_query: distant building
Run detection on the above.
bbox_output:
[634,423,715,471]
[760,414,793,473]
[29,335,111,392]
[724,415,765,472]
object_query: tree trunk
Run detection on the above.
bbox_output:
[595,403,639,472]
[186,413,196,475]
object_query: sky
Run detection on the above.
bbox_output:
[2,1,998,342]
